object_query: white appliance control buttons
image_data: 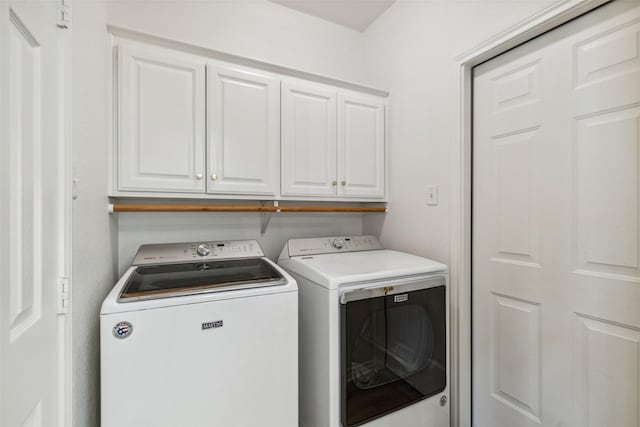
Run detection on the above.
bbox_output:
[133,240,265,265]
[285,236,384,257]
[196,244,211,256]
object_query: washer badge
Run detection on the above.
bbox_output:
[113,321,133,339]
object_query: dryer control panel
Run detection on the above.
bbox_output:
[285,235,383,257]
[133,240,264,265]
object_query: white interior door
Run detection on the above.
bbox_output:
[473,2,640,426]
[0,2,68,426]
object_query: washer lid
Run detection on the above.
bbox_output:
[279,249,447,289]
[119,257,286,302]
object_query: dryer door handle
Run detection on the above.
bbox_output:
[339,275,446,304]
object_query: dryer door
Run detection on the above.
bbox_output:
[340,279,446,427]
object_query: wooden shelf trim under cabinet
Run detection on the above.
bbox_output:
[109,204,387,213]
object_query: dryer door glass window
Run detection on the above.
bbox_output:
[341,283,446,427]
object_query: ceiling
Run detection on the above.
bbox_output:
[270,0,396,32]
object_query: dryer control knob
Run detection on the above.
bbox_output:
[196,244,211,256]
[332,238,345,249]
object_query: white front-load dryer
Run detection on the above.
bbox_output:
[278,235,449,427]
[101,240,298,427]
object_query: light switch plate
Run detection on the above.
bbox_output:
[427,185,438,206]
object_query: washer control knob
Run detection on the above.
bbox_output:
[332,238,345,249]
[196,244,211,256]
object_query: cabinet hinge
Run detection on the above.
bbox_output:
[57,0,71,29]
[58,276,70,314]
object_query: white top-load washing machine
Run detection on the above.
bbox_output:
[101,240,298,427]
[278,235,449,427]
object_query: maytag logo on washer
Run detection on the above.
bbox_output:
[202,320,223,330]
[113,321,133,339]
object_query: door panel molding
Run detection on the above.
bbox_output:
[573,106,640,279]
[490,293,541,423]
[574,313,640,427]
[8,8,43,343]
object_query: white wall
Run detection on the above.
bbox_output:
[72,2,369,426]
[107,0,368,84]
[72,3,117,427]
[361,0,555,265]
[118,213,363,272]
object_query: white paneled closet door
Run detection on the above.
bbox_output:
[473,2,640,427]
[1,2,68,426]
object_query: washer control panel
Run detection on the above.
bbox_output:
[133,240,264,265]
[287,235,383,257]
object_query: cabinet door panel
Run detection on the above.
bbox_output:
[118,45,205,192]
[208,65,279,195]
[337,94,385,198]
[281,82,337,196]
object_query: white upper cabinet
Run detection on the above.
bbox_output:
[281,83,386,199]
[112,39,386,201]
[207,65,280,195]
[338,93,385,198]
[117,45,206,193]
[281,81,337,196]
